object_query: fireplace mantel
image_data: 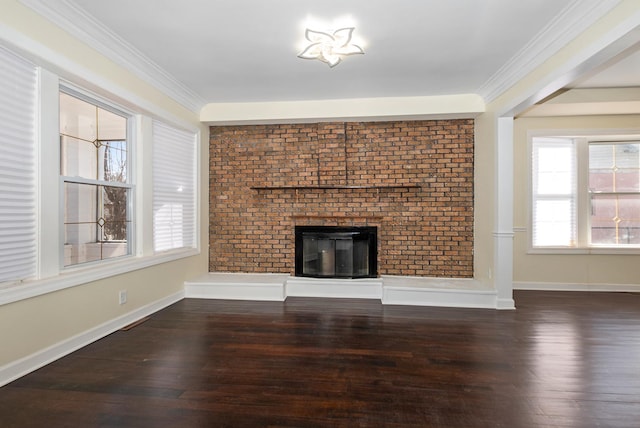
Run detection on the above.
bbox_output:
[251,184,421,191]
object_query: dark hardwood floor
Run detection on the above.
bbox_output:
[1,290,640,427]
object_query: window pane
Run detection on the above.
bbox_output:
[63,182,130,266]
[590,143,640,192]
[64,182,97,223]
[60,92,128,183]
[535,146,573,194]
[64,223,101,266]
[99,140,127,182]
[615,143,640,169]
[102,186,128,240]
[591,194,640,245]
[532,138,576,248]
[61,135,97,179]
[60,92,97,142]
[97,108,126,141]
[533,199,574,246]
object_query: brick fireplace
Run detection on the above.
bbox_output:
[209,120,474,278]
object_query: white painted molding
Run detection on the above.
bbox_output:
[18,0,205,112]
[286,277,383,299]
[514,281,640,292]
[0,290,184,388]
[184,273,288,301]
[381,275,498,309]
[185,273,501,309]
[478,0,622,102]
[382,286,497,309]
[496,298,516,310]
[200,94,485,125]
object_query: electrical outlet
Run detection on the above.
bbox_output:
[118,290,127,305]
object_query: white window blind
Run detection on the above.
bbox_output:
[531,137,577,247]
[0,46,38,282]
[152,120,197,252]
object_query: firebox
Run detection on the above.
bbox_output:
[295,226,378,279]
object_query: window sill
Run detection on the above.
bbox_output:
[0,248,199,307]
[528,247,640,255]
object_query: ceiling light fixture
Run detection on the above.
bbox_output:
[297,27,364,68]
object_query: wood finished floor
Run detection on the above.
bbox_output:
[1,290,640,427]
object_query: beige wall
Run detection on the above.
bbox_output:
[513,115,640,286]
[0,1,208,368]
[475,0,640,292]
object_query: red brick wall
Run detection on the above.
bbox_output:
[209,120,474,277]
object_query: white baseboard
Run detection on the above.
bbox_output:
[185,273,287,301]
[286,277,383,299]
[185,273,500,309]
[0,290,184,388]
[382,285,497,308]
[381,275,499,309]
[514,281,640,292]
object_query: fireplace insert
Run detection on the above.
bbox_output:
[295,226,377,279]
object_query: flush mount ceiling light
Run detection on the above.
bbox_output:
[297,27,364,67]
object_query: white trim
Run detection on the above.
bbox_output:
[185,273,287,301]
[478,0,622,102]
[0,290,184,388]
[527,129,640,253]
[382,286,497,309]
[0,248,198,306]
[514,281,640,292]
[286,277,383,299]
[506,12,640,118]
[18,0,205,112]
[184,273,503,309]
[382,275,500,309]
[494,117,516,309]
[527,247,640,255]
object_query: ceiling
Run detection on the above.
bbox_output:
[21,0,640,115]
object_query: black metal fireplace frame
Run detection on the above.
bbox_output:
[294,226,378,279]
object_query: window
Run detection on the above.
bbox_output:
[0,46,38,283]
[589,142,640,245]
[60,91,133,266]
[152,120,197,252]
[0,41,199,304]
[531,135,640,249]
[531,138,576,247]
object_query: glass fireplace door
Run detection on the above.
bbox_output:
[295,226,377,279]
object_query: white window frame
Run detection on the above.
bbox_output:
[58,85,136,269]
[529,130,640,255]
[0,42,201,306]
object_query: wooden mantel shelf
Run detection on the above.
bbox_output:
[251,185,421,191]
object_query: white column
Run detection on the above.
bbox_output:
[37,68,61,277]
[494,116,515,309]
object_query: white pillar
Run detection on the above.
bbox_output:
[494,116,515,309]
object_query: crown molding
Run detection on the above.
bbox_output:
[477,0,623,103]
[19,0,206,113]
